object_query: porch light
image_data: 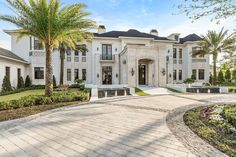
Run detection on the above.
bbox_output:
[97,74,99,78]
[131,68,135,76]
[162,68,166,76]
[116,73,118,78]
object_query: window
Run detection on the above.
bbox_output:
[74,69,79,80]
[5,67,10,79]
[17,68,21,79]
[30,37,32,50]
[74,51,79,62]
[173,70,177,81]
[174,35,179,41]
[34,38,43,50]
[173,48,177,59]
[192,69,197,80]
[179,70,182,80]
[67,69,71,81]
[82,50,86,62]
[82,69,86,81]
[102,44,112,60]
[66,48,71,62]
[199,69,205,80]
[192,47,204,58]
[34,67,44,79]
[179,48,182,59]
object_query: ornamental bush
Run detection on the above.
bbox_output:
[232,69,236,83]
[25,75,32,87]
[1,76,12,92]
[183,78,195,84]
[17,76,25,89]
[225,69,231,82]
[0,91,89,111]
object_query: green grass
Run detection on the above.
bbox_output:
[0,88,81,102]
[135,88,150,96]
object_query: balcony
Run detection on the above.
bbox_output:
[192,58,207,63]
[100,54,115,62]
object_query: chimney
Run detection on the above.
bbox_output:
[98,25,106,33]
[150,29,158,36]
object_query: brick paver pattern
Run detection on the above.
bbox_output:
[0,94,235,157]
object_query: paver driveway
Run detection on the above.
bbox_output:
[0,94,236,157]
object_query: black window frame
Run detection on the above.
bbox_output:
[173,48,177,59]
[74,69,79,80]
[34,67,44,79]
[102,44,112,60]
[67,69,72,81]
[5,67,10,79]
[179,70,182,80]
[179,48,182,59]
[192,69,197,80]
[82,69,86,81]
[173,69,177,81]
[33,38,43,50]
[199,69,205,80]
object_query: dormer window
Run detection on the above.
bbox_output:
[174,35,179,41]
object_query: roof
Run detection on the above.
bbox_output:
[179,34,202,44]
[0,47,27,63]
[94,29,170,41]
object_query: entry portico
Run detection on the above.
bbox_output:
[120,44,169,88]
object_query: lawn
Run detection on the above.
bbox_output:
[0,89,44,102]
[135,88,150,96]
[184,104,236,157]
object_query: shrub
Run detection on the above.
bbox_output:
[183,78,195,84]
[25,75,32,87]
[232,69,236,83]
[218,70,224,83]
[1,76,12,92]
[225,69,231,82]
[53,75,57,87]
[209,73,213,84]
[0,91,89,111]
[17,76,25,89]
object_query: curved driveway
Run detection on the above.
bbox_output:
[0,94,236,157]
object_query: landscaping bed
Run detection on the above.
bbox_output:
[0,89,90,122]
[184,104,236,157]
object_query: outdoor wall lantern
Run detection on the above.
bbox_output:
[97,47,99,51]
[97,74,99,78]
[116,73,119,78]
[115,48,118,52]
[169,73,172,78]
[131,68,135,76]
[162,68,166,76]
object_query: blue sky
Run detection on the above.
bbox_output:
[0,0,235,50]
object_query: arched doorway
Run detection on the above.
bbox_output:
[138,59,154,86]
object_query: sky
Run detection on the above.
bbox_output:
[0,0,235,50]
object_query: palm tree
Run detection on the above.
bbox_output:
[0,0,95,96]
[193,28,236,85]
[59,43,88,86]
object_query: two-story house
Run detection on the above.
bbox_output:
[0,25,210,90]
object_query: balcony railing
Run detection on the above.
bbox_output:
[192,59,207,63]
[100,54,115,62]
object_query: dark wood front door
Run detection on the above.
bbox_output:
[139,65,146,85]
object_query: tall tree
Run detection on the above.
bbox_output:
[192,28,236,85]
[178,0,236,22]
[0,0,95,96]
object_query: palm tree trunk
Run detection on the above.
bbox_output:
[60,49,65,85]
[45,42,54,96]
[213,55,217,85]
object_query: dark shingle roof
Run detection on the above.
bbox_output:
[94,29,170,41]
[0,47,27,63]
[179,34,202,44]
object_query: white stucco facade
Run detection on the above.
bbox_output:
[0,28,210,90]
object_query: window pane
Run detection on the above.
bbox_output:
[82,69,86,81]
[173,70,177,80]
[173,48,177,59]
[199,69,205,80]
[74,69,79,80]
[192,69,197,80]
[102,44,112,60]
[34,67,44,79]
[5,67,10,79]
[34,38,43,50]
[82,57,86,62]
[67,69,71,81]
[179,70,182,80]
[179,49,182,59]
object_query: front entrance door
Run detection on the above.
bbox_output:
[139,64,146,85]
[102,66,112,85]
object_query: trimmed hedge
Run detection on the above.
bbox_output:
[229,88,236,93]
[0,85,45,96]
[0,91,89,111]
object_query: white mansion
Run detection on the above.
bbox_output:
[0,25,210,89]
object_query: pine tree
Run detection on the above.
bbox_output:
[2,76,12,92]
[225,69,231,82]
[25,75,32,87]
[218,70,225,84]
[17,76,25,89]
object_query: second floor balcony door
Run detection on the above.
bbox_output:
[102,44,112,60]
